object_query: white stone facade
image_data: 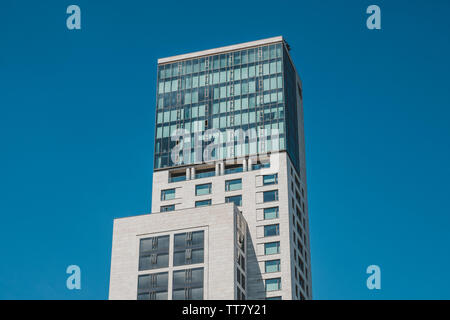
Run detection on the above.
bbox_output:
[109,203,247,300]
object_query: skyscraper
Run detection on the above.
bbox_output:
[109,36,312,300]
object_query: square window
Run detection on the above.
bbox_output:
[264,224,280,237]
[265,259,281,273]
[264,242,280,255]
[265,278,281,291]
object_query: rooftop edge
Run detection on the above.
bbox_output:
[158,36,284,64]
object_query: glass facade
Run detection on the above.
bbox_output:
[154,42,293,169]
[283,47,301,171]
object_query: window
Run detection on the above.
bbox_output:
[195,199,211,207]
[173,231,204,266]
[264,242,280,255]
[225,178,242,191]
[263,190,279,202]
[160,204,175,212]
[265,260,281,273]
[139,235,170,271]
[195,183,212,196]
[252,162,270,170]
[137,272,168,300]
[161,188,175,200]
[226,195,242,207]
[264,207,279,220]
[263,174,278,185]
[264,224,280,237]
[266,296,282,300]
[265,278,281,291]
[172,268,204,300]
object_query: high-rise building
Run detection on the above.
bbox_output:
[109,36,312,300]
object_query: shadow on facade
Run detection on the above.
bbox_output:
[246,233,265,299]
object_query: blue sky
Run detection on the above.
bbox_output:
[1,0,449,299]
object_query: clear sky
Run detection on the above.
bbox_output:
[1,0,449,299]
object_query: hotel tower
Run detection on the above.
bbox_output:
[109,36,312,300]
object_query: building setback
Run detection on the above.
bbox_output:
[109,36,312,300]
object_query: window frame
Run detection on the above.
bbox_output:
[263,207,279,220]
[263,173,278,186]
[195,199,212,207]
[225,178,242,191]
[160,204,175,212]
[195,183,212,196]
[263,190,279,202]
[161,188,176,201]
[263,224,280,237]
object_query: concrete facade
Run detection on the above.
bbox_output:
[109,203,247,300]
[152,152,311,300]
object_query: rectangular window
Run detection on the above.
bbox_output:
[265,259,281,273]
[264,242,280,255]
[195,199,211,207]
[195,183,212,196]
[137,272,168,300]
[172,268,204,300]
[263,174,278,185]
[265,278,281,291]
[139,235,170,271]
[161,188,175,201]
[173,231,204,266]
[264,224,280,237]
[160,204,175,212]
[264,207,279,220]
[266,296,282,300]
[226,195,242,207]
[225,178,242,191]
[263,190,279,202]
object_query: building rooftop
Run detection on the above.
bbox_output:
[158,36,284,64]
